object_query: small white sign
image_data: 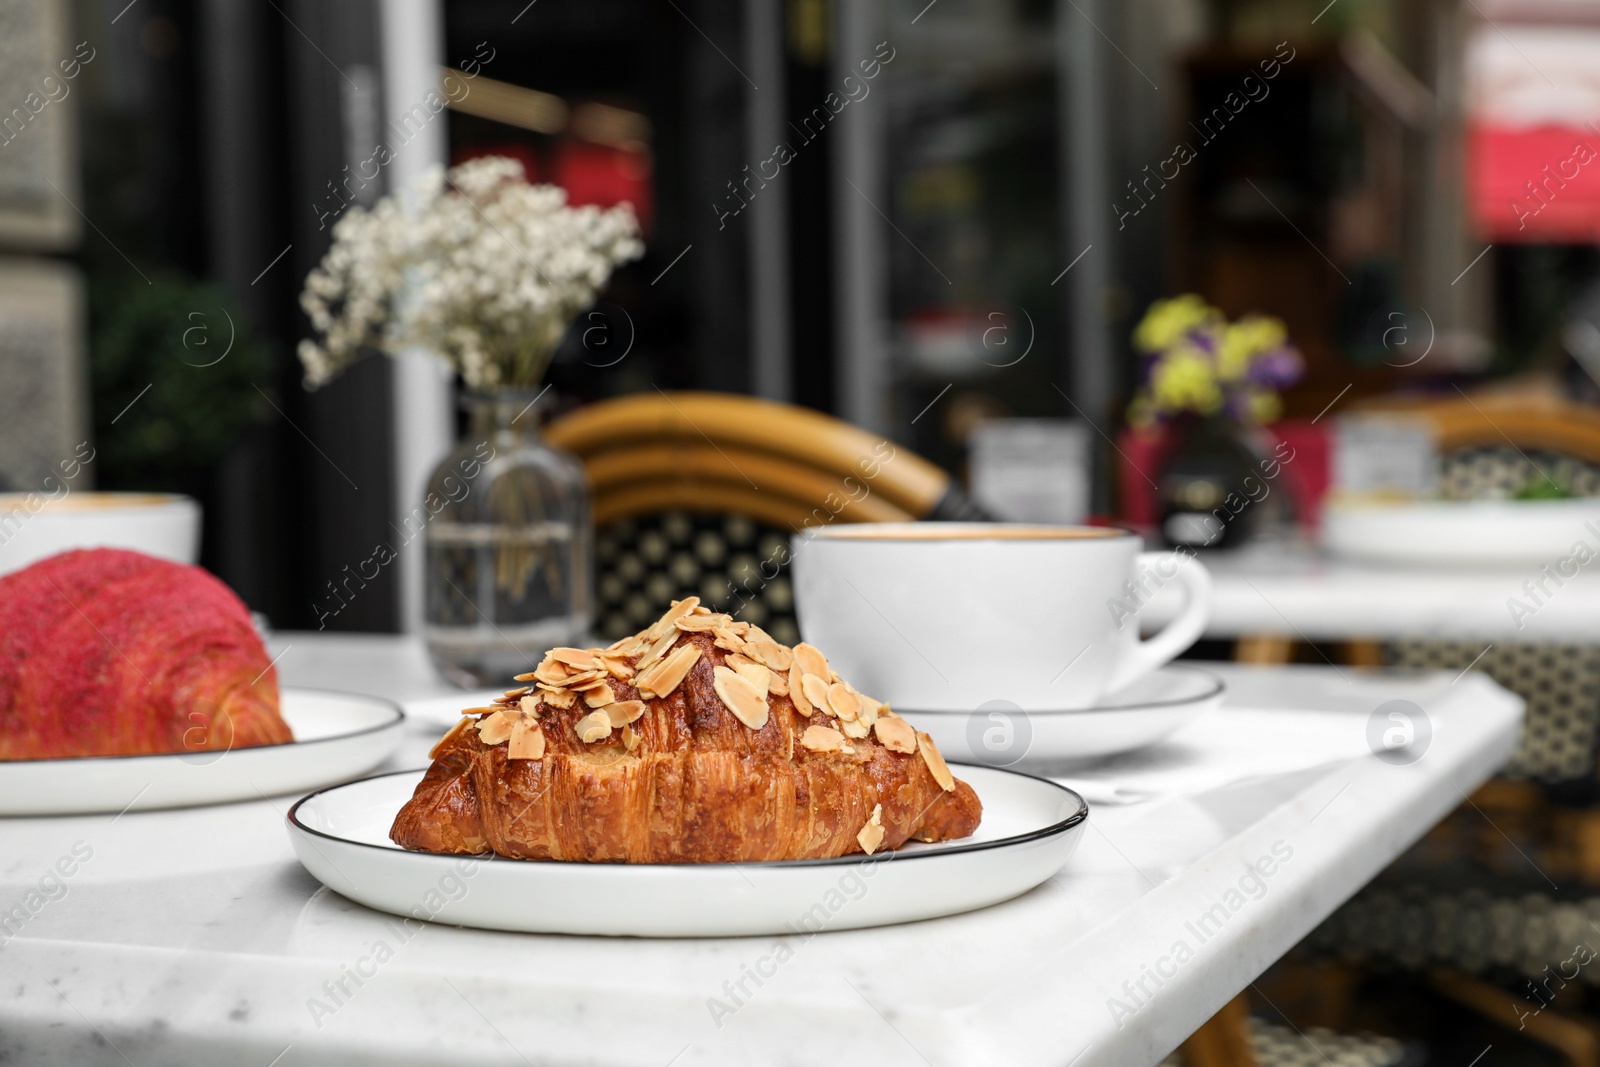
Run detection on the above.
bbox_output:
[1333,414,1438,498]
[968,419,1091,523]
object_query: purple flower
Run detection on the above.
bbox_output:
[1246,345,1303,389]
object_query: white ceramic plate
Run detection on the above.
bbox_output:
[402,688,504,728]
[898,665,1224,767]
[287,765,1087,937]
[1322,497,1600,567]
[0,689,405,815]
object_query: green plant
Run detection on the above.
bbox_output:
[1515,473,1572,500]
[91,273,274,486]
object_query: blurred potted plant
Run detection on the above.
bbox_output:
[298,156,644,684]
[1127,294,1303,549]
[94,274,275,490]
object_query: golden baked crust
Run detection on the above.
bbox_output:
[391,600,981,863]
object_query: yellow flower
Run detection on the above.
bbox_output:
[1126,394,1158,430]
[1245,389,1282,425]
[1217,315,1287,381]
[1132,294,1220,353]
[1149,349,1223,416]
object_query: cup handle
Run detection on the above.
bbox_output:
[1104,551,1213,695]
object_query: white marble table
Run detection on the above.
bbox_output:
[0,635,1523,1067]
[1142,539,1600,642]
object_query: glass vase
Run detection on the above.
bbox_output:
[423,391,592,687]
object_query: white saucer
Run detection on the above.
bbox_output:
[286,765,1087,937]
[0,689,406,815]
[898,665,1224,768]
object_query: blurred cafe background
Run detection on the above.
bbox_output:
[9,0,1600,1061]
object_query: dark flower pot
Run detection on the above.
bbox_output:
[1156,415,1264,550]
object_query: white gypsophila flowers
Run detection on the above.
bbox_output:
[297,155,644,391]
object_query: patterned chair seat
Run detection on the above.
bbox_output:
[594,510,802,646]
[1161,1019,1414,1067]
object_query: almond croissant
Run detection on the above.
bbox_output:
[391,598,981,862]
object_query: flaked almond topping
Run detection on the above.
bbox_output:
[513,670,538,682]
[532,662,571,686]
[556,669,607,689]
[519,694,541,717]
[873,715,917,754]
[768,668,790,698]
[801,674,833,714]
[800,724,846,752]
[605,699,647,727]
[462,706,498,715]
[477,709,516,745]
[918,732,955,791]
[789,664,813,715]
[601,655,635,681]
[712,635,746,656]
[728,620,751,636]
[648,596,700,639]
[429,716,474,759]
[712,665,769,729]
[502,686,531,700]
[583,683,616,707]
[635,627,679,672]
[636,643,702,698]
[540,686,577,710]
[724,652,756,671]
[793,643,830,679]
[575,710,613,743]
[827,683,861,722]
[841,744,857,755]
[675,612,732,632]
[622,723,641,752]
[550,647,599,671]
[857,803,885,854]
[607,633,649,658]
[508,717,545,760]
[856,694,882,727]
[692,604,713,614]
[732,661,771,700]
[746,639,793,672]
[840,717,870,739]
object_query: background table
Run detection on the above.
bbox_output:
[0,635,1522,1066]
[1142,539,1600,642]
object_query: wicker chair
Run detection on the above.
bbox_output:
[544,390,987,645]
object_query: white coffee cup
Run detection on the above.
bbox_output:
[0,492,201,578]
[791,523,1211,712]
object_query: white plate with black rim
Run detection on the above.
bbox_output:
[899,665,1224,769]
[0,689,406,816]
[286,765,1088,937]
